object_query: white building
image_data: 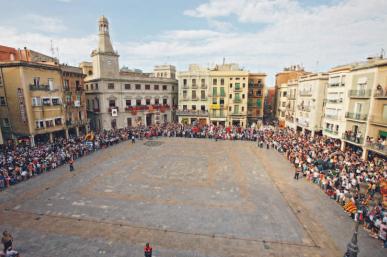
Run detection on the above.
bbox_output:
[80,16,178,130]
[323,65,351,139]
[295,73,328,135]
[285,79,298,129]
[277,83,288,125]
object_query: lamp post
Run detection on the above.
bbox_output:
[344,182,369,257]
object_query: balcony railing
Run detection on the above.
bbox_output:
[192,84,198,89]
[369,115,387,126]
[287,95,296,100]
[374,90,387,98]
[327,98,343,104]
[342,133,363,144]
[30,84,50,91]
[345,112,367,121]
[234,98,242,103]
[176,110,209,117]
[348,89,371,98]
[324,129,339,135]
[201,84,207,89]
[125,104,170,112]
[234,87,242,92]
[191,96,199,101]
[209,113,226,118]
[297,105,311,111]
[299,91,312,96]
[325,114,339,120]
[366,142,387,153]
[200,96,208,101]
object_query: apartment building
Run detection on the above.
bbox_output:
[81,16,178,130]
[277,83,288,127]
[295,73,328,136]
[247,73,266,126]
[285,79,298,129]
[176,64,210,125]
[342,57,387,158]
[322,65,351,139]
[0,61,65,145]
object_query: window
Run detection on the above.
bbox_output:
[146,99,151,105]
[183,79,187,86]
[213,79,217,85]
[257,90,262,96]
[212,87,217,97]
[183,105,187,110]
[125,84,131,90]
[229,106,232,111]
[64,80,69,90]
[242,94,245,99]
[155,98,159,105]
[192,105,196,110]
[35,120,44,129]
[220,98,224,105]
[42,98,51,106]
[154,85,159,90]
[52,98,61,105]
[126,100,131,106]
[95,83,99,90]
[145,84,150,90]
[220,87,225,97]
[86,84,89,90]
[220,78,224,85]
[135,84,141,90]
[33,77,40,86]
[136,99,142,106]
[109,99,116,107]
[192,90,197,99]
[183,90,187,99]
[201,90,205,99]
[230,83,232,88]
[162,85,167,90]
[236,78,240,80]
[201,105,205,111]
[242,83,245,88]
[48,79,54,90]
[242,106,245,112]
[201,79,205,87]
[54,117,62,126]
[235,83,241,90]
[229,94,232,99]
[3,118,10,127]
[163,99,167,105]
[212,98,217,104]
[45,120,54,128]
[0,96,6,106]
[108,83,114,89]
[192,79,196,86]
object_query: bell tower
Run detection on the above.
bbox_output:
[91,16,119,78]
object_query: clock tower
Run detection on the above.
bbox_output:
[91,16,120,78]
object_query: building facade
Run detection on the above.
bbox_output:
[342,57,387,158]
[263,87,276,122]
[247,73,266,126]
[295,73,328,135]
[322,65,351,139]
[61,65,88,137]
[285,79,298,129]
[277,83,288,126]
[81,16,178,130]
[177,64,210,125]
[0,61,65,145]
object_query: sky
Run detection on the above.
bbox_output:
[0,0,387,85]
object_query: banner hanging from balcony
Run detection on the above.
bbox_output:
[17,88,28,124]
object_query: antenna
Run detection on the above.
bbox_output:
[381,48,385,59]
[222,57,225,65]
[50,40,55,58]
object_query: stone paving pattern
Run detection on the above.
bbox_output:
[0,138,385,257]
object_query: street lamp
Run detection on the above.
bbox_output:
[344,182,369,257]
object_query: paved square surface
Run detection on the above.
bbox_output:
[0,138,385,257]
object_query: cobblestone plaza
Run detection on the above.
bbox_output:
[0,139,384,257]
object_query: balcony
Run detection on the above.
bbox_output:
[324,128,339,135]
[325,114,339,120]
[287,95,296,100]
[345,112,367,121]
[297,120,309,127]
[176,110,209,117]
[192,84,198,89]
[234,87,242,92]
[328,83,340,87]
[231,112,245,116]
[348,89,371,98]
[299,91,312,96]
[200,96,208,101]
[30,84,50,91]
[182,84,189,89]
[342,132,364,145]
[125,104,170,112]
[374,90,387,99]
[234,98,242,103]
[297,105,311,112]
[369,115,387,127]
[209,113,226,119]
[201,84,207,89]
[191,96,199,101]
[327,98,343,104]
[366,142,387,154]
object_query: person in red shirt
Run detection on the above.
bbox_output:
[144,242,152,257]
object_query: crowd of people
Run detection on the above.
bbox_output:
[0,122,386,250]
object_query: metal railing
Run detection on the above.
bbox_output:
[324,129,339,135]
[345,112,367,121]
[176,110,209,117]
[369,115,387,126]
[348,89,371,98]
[29,84,50,91]
[342,133,364,144]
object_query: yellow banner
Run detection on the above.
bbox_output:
[210,104,220,110]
